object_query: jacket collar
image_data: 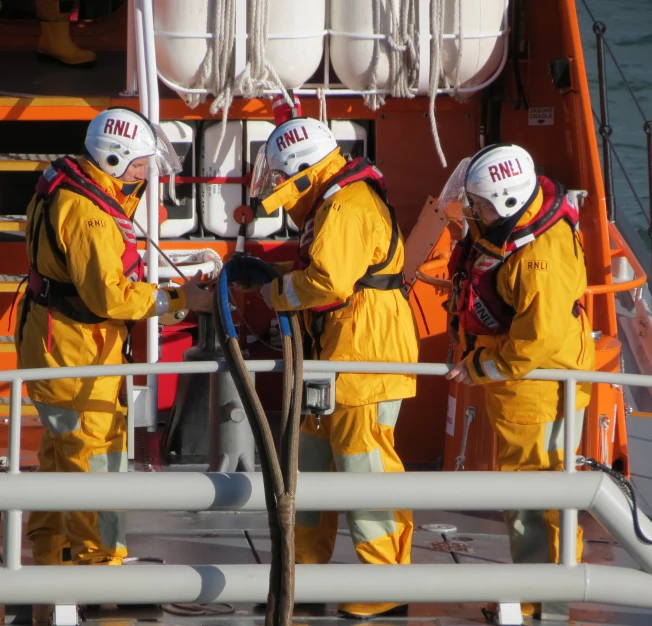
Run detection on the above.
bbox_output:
[469,186,544,260]
[78,157,146,218]
[261,149,347,229]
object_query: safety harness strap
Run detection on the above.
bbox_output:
[27,269,106,325]
[302,158,408,358]
[19,158,143,360]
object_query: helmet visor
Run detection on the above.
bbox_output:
[437,157,480,219]
[250,143,286,199]
[148,123,183,176]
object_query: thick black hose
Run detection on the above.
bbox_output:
[212,279,303,626]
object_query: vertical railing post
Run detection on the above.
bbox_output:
[3,378,23,570]
[594,21,616,222]
[560,377,578,567]
[122,0,139,96]
[134,0,149,116]
[139,0,161,429]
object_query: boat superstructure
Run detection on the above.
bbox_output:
[2,1,652,625]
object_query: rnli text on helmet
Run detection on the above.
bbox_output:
[276,126,309,151]
[488,158,523,183]
[102,118,140,141]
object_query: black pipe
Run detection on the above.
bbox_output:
[594,21,616,222]
[645,121,652,238]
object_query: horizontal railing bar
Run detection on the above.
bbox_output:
[0,563,650,607]
[0,471,607,512]
[152,29,508,42]
[4,360,652,388]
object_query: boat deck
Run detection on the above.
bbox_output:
[3,34,652,626]
[4,413,652,626]
[2,506,647,626]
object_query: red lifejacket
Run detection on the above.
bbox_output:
[25,157,145,328]
[294,157,406,315]
[450,176,580,336]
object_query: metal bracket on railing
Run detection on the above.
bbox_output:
[599,413,610,466]
[495,602,523,626]
[567,189,588,210]
[302,371,336,417]
[53,604,78,626]
[126,377,156,461]
[455,406,476,471]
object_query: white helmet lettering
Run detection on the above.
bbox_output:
[85,108,157,178]
[266,117,338,177]
[465,144,537,218]
[102,118,139,140]
[488,158,524,183]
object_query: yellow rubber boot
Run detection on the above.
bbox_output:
[35,0,96,66]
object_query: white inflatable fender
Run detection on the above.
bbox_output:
[154,0,326,93]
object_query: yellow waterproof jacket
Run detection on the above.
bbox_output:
[461,194,595,423]
[261,150,419,406]
[16,157,187,410]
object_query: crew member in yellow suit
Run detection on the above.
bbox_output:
[445,144,595,619]
[16,107,213,566]
[248,116,419,619]
[36,0,96,66]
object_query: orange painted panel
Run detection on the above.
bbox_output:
[397,224,458,466]
[375,106,478,238]
[443,380,498,472]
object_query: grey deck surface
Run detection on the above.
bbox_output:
[113,382,652,626]
[107,505,649,626]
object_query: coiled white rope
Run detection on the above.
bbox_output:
[184,0,294,162]
[388,0,418,99]
[428,0,447,167]
[177,0,466,169]
[453,0,464,96]
[317,87,328,124]
[362,0,463,168]
[364,0,419,110]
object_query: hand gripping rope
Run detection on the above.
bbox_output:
[213,256,303,626]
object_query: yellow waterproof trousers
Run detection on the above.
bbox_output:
[27,400,128,566]
[295,401,413,617]
[488,408,585,617]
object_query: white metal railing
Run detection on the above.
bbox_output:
[3,359,652,609]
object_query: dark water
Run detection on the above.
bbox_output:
[577,0,652,234]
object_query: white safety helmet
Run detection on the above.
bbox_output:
[84,107,182,179]
[464,144,538,219]
[249,117,337,200]
[250,117,338,199]
[267,117,338,176]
